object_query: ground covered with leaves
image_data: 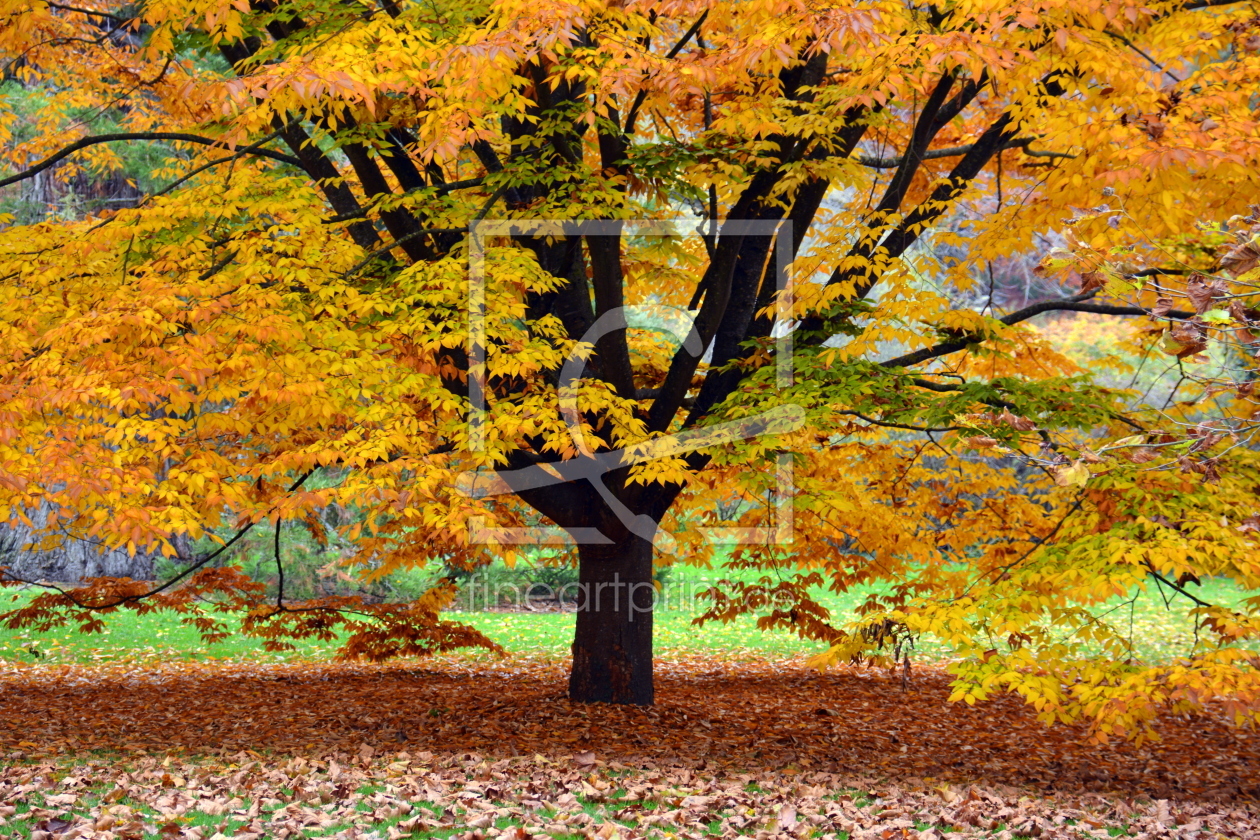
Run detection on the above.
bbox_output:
[1,657,1256,839]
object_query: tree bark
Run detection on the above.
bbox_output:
[0,503,158,583]
[569,531,656,704]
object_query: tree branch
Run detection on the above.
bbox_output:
[338,139,434,262]
[684,109,870,429]
[321,177,486,224]
[1184,0,1251,10]
[199,250,238,282]
[645,169,776,433]
[932,71,988,127]
[45,2,130,22]
[623,11,708,136]
[2,470,319,610]
[1146,565,1215,608]
[844,110,1020,304]
[585,232,638,399]
[380,127,428,192]
[0,133,301,190]
[1105,30,1182,83]
[839,411,961,433]
[340,228,469,279]
[647,55,840,433]
[868,70,958,219]
[148,129,286,198]
[215,37,380,251]
[799,73,1070,322]
[878,292,1194,369]
[856,137,1074,169]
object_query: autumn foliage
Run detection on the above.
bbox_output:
[1,0,1260,732]
[2,657,1258,836]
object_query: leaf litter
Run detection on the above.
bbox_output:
[0,655,1256,839]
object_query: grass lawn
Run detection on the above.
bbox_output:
[0,562,1251,666]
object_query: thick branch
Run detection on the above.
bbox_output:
[380,128,429,191]
[233,15,436,260]
[794,92,1016,347]
[847,110,1020,303]
[1184,0,1251,9]
[585,233,637,398]
[645,183,767,432]
[321,177,486,224]
[340,140,433,262]
[647,54,836,433]
[684,110,870,428]
[271,120,381,250]
[217,38,380,251]
[932,72,988,127]
[872,71,958,213]
[793,70,988,319]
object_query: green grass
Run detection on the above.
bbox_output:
[0,562,1253,666]
[451,570,1255,663]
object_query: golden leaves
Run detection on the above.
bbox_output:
[1052,460,1091,488]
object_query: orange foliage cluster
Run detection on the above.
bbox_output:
[1,568,499,661]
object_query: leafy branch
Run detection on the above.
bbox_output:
[0,133,302,190]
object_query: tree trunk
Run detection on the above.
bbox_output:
[568,532,656,704]
[0,503,158,584]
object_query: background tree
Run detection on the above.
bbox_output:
[1,0,1259,734]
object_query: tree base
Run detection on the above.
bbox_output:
[568,534,655,704]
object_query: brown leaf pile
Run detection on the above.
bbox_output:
[1,657,1257,839]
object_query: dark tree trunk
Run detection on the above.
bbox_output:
[568,531,656,704]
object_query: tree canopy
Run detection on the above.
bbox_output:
[2,0,1260,737]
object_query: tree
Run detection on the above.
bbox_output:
[2,0,1259,734]
[0,500,160,582]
